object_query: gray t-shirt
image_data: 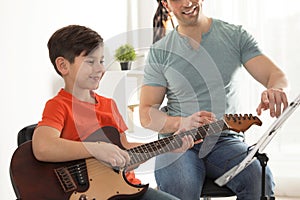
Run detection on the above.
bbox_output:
[144,18,262,119]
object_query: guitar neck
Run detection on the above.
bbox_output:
[127,119,228,167]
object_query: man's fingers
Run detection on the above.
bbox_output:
[258,89,289,118]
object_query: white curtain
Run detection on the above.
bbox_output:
[201,0,300,154]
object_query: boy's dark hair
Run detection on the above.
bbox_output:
[47,25,103,76]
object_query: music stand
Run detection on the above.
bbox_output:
[215,94,300,199]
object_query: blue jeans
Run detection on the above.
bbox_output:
[155,135,275,200]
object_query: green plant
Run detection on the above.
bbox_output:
[114,44,136,62]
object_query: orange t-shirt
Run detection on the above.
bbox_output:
[38,89,141,185]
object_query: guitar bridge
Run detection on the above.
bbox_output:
[55,167,77,192]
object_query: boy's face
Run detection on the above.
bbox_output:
[68,46,105,91]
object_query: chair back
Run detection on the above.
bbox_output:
[17,124,37,146]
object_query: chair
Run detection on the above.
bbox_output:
[13,124,235,200]
[201,178,235,199]
[17,124,37,146]
[10,124,37,200]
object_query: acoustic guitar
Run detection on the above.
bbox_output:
[10,114,261,200]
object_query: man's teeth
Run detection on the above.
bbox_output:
[183,6,197,14]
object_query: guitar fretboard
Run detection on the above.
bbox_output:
[127,119,228,167]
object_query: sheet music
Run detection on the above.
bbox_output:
[215,94,300,186]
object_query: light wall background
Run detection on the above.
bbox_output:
[1,0,299,199]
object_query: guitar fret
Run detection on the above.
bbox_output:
[152,142,160,154]
[129,139,164,166]
[189,130,198,141]
[196,129,204,139]
[126,117,250,168]
[161,138,171,152]
[208,123,215,135]
[215,120,224,132]
[148,142,157,157]
[167,138,176,150]
[129,149,139,165]
[174,137,182,149]
[134,146,143,162]
[198,126,209,138]
[137,146,148,161]
[130,135,184,166]
[204,125,210,136]
[146,146,156,158]
[128,120,228,166]
[167,136,175,151]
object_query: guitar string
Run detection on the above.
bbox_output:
[76,120,227,182]
[127,120,226,166]
[58,159,115,185]
[57,116,255,186]
[61,118,230,179]
[62,119,227,176]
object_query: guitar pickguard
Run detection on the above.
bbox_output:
[70,159,147,200]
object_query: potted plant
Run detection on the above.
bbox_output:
[114,44,136,70]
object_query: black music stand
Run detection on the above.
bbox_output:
[215,94,300,200]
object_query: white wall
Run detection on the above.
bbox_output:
[0,0,156,199]
[1,0,300,199]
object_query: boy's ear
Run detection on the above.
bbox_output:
[55,57,69,75]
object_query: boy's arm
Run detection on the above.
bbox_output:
[32,126,130,167]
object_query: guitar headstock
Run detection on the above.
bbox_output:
[224,114,262,133]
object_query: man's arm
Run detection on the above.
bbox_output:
[244,54,289,117]
[139,85,216,134]
[139,85,181,134]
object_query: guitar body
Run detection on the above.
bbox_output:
[10,115,261,199]
[10,126,148,200]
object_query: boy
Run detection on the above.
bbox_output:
[32,25,193,199]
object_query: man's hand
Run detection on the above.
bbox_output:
[180,111,217,130]
[172,128,195,153]
[256,88,288,118]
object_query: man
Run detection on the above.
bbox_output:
[139,0,288,199]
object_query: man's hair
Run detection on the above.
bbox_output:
[47,25,103,76]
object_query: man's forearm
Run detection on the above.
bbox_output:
[266,70,289,90]
[139,106,181,134]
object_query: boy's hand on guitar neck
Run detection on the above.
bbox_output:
[89,142,130,168]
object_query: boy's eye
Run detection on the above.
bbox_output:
[85,60,94,64]
[84,58,104,66]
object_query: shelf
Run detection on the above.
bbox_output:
[97,70,144,132]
